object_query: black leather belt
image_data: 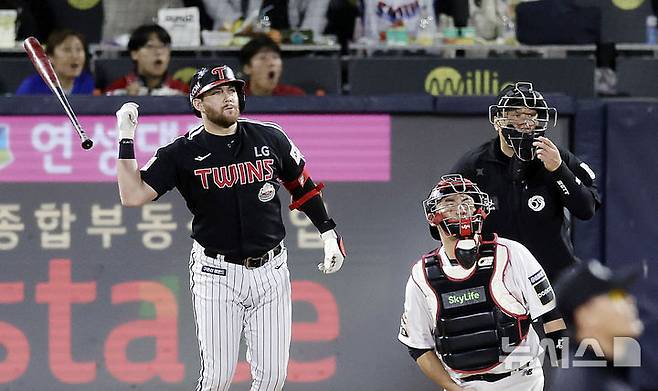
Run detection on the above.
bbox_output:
[203,243,283,269]
[461,360,533,383]
[461,371,511,383]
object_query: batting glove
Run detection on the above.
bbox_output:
[318,229,346,274]
[115,102,139,140]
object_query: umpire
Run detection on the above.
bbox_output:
[451,82,601,282]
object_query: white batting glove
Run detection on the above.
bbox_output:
[318,230,346,274]
[115,102,139,140]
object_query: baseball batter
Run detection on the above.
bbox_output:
[115,65,346,391]
[398,175,567,391]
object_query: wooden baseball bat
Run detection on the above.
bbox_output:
[23,36,94,150]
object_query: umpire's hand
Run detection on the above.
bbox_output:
[318,229,346,274]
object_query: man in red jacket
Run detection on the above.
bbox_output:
[239,33,305,97]
[104,24,188,96]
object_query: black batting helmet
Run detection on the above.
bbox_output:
[189,65,246,118]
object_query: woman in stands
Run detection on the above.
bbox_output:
[16,29,95,95]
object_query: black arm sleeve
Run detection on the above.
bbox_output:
[289,177,336,233]
[408,346,433,361]
[541,307,568,364]
[549,149,601,220]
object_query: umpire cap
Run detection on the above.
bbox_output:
[554,260,645,325]
[189,65,246,117]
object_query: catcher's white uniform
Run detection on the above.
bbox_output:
[399,237,557,391]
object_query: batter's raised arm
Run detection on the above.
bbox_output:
[115,102,158,207]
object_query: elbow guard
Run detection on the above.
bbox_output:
[282,169,325,210]
[289,182,324,210]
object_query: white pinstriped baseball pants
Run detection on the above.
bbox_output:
[189,241,291,391]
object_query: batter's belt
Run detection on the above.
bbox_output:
[203,243,283,269]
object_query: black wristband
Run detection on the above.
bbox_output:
[316,218,336,234]
[118,139,135,159]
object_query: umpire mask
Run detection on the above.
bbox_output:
[489,82,557,161]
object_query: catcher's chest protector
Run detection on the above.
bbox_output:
[423,236,531,372]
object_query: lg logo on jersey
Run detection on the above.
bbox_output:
[254,146,270,157]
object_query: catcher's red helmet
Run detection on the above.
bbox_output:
[423,174,493,240]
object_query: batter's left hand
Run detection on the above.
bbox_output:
[533,136,562,172]
[318,230,346,274]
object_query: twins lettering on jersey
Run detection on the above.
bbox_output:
[194,159,275,189]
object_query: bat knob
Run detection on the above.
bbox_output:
[81,139,94,150]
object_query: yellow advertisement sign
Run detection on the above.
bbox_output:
[425,67,511,96]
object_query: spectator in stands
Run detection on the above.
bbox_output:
[104,24,188,96]
[324,0,360,53]
[102,0,183,45]
[16,28,94,95]
[198,0,330,39]
[361,0,437,43]
[0,0,42,41]
[239,33,305,96]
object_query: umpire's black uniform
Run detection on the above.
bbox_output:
[451,136,601,282]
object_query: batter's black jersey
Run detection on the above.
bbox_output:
[140,118,305,259]
[451,137,601,281]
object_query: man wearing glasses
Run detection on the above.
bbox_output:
[104,24,189,96]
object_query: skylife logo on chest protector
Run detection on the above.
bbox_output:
[442,286,487,309]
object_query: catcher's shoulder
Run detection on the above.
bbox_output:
[409,248,440,276]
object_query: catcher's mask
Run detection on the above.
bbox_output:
[189,65,246,118]
[423,175,494,268]
[489,82,557,161]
